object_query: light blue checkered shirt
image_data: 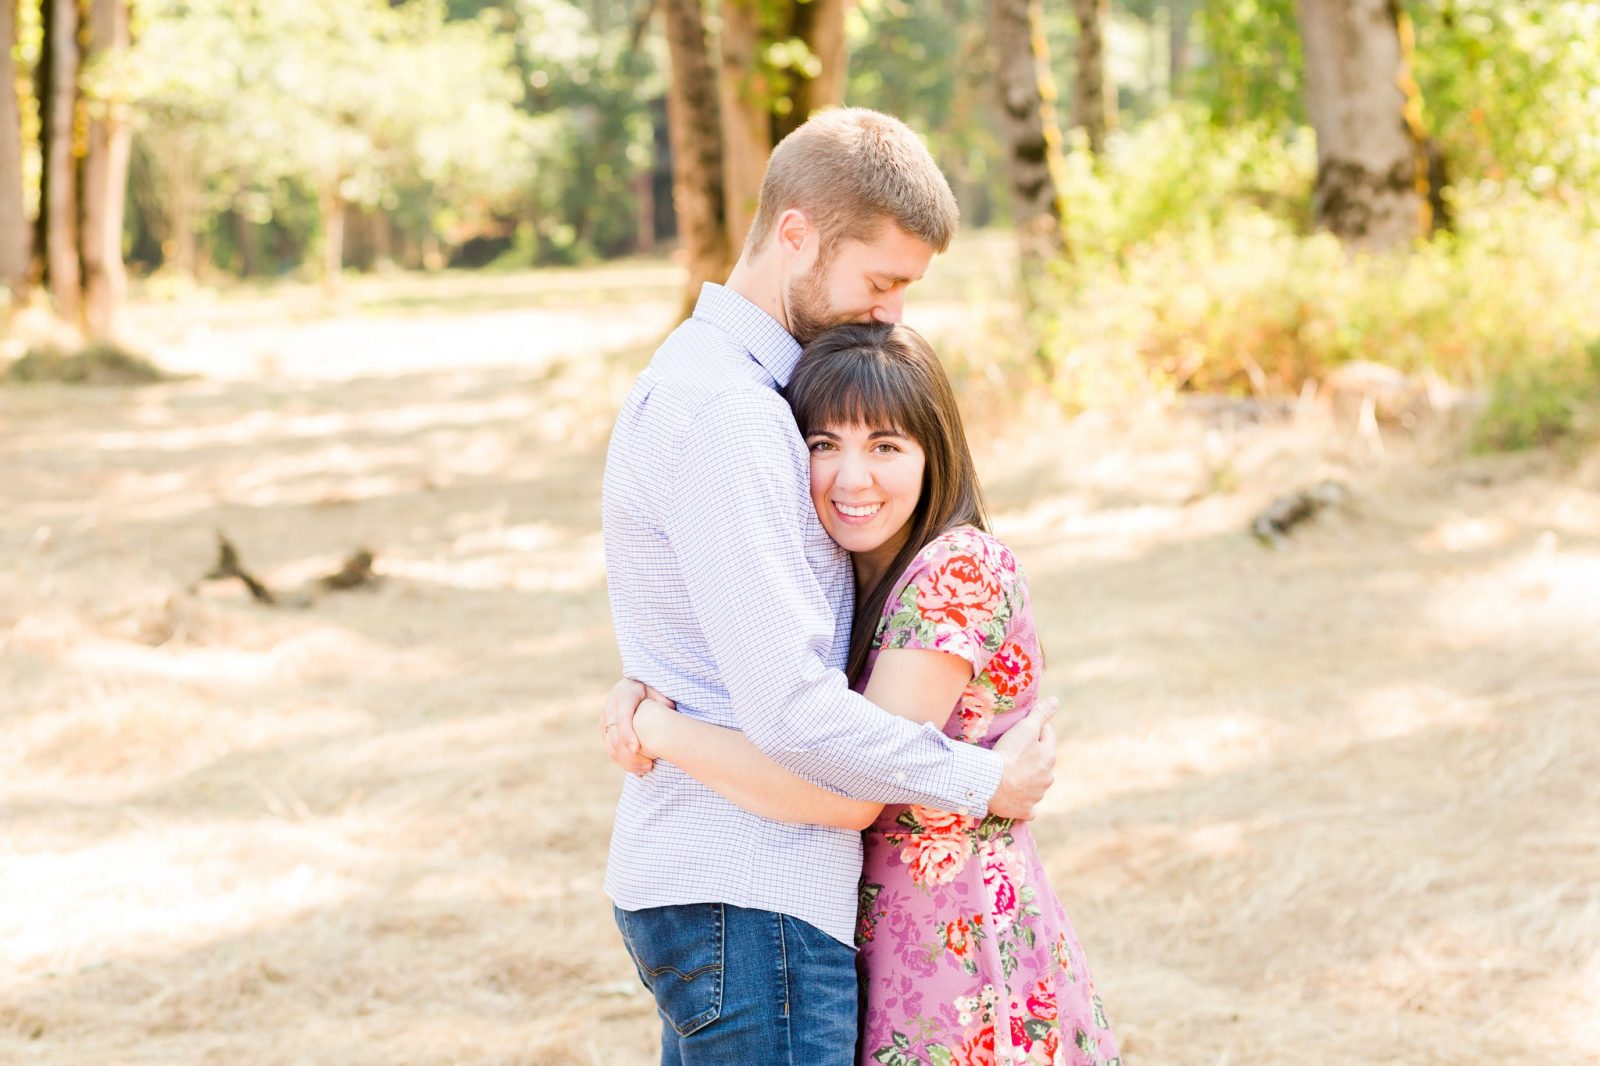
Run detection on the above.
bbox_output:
[601,284,1003,945]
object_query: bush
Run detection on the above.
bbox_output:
[1030,164,1600,437]
[2,343,171,386]
[1474,339,1600,452]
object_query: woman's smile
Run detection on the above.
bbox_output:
[833,500,884,521]
[808,422,926,585]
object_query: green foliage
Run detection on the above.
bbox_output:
[1034,183,1600,424]
[1475,339,1600,451]
[1410,1,1600,210]
[2,343,171,386]
[1056,104,1315,259]
[518,0,663,264]
[847,0,1006,226]
[1191,0,1304,130]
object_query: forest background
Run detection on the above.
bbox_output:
[3,2,1600,1064]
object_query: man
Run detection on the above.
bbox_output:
[599,108,1057,1064]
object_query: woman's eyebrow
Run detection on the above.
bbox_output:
[806,429,841,439]
[867,428,908,440]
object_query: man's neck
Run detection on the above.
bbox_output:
[724,256,790,336]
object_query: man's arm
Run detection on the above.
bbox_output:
[647,392,1050,817]
[621,649,1058,827]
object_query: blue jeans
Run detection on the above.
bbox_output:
[614,902,858,1065]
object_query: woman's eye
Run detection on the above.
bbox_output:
[874,442,900,454]
[808,440,834,453]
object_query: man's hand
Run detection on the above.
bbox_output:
[601,678,674,776]
[987,698,1058,820]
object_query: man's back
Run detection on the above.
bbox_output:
[600,284,864,943]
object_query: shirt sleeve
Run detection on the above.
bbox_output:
[663,389,1001,816]
[876,533,1016,674]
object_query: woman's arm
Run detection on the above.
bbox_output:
[634,699,881,830]
[633,647,973,831]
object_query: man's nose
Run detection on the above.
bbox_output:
[871,292,906,324]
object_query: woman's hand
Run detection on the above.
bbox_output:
[632,697,678,761]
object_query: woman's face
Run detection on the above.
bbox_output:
[806,421,925,573]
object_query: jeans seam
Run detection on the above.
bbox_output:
[777,911,794,1064]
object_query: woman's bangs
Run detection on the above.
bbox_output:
[799,351,920,437]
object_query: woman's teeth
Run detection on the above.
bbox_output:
[837,502,882,518]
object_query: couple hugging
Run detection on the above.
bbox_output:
[598,108,1120,1066]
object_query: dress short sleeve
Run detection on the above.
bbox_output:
[875,529,1017,674]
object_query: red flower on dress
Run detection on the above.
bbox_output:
[899,832,970,886]
[946,917,975,959]
[915,553,1001,629]
[1026,977,1058,1021]
[957,684,997,741]
[951,1022,998,1066]
[911,805,977,836]
[1010,1012,1030,1051]
[982,846,1019,926]
[989,641,1035,698]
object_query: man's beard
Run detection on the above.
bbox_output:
[784,259,841,346]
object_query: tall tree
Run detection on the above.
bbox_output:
[987,0,1071,283]
[717,0,850,251]
[661,0,732,312]
[0,0,28,300]
[1296,0,1427,249]
[39,0,81,321]
[1072,0,1113,152]
[81,0,133,338]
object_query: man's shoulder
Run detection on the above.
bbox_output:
[638,322,794,427]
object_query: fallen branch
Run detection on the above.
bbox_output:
[1251,480,1350,547]
[195,532,381,606]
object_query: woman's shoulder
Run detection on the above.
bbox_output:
[906,526,1022,588]
[876,526,1025,669]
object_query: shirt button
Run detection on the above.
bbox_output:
[895,771,906,782]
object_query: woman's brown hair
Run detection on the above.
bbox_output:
[786,322,989,685]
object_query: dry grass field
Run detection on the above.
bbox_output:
[3,251,1599,1064]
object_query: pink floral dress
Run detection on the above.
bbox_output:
[854,528,1120,1066]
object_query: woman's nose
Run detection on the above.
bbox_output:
[837,453,873,490]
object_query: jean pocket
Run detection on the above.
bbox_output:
[615,903,724,1036]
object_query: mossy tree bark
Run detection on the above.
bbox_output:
[1297,0,1430,249]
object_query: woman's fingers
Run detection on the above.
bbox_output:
[603,678,655,774]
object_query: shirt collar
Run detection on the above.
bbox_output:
[691,282,804,388]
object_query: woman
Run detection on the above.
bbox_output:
[629,322,1120,1066]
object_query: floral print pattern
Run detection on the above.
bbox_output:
[857,528,1120,1066]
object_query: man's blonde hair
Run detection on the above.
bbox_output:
[746,108,959,258]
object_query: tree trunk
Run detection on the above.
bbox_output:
[1072,0,1113,153]
[370,207,392,267]
[776,0,849,143]
[634,168,655,254]
[1168,0,1192,96]
[0,0,29,301]
[660,0,731,312]
[1296,0,1428,249]
[718,0,769,255]
[987,0,1072,282]
[81,0,132,340]
[41,0,81,322]
[319,179,345,295]
[165,139,199,275]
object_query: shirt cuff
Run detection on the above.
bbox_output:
[946,742,1004,819]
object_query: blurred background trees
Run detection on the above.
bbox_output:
[1,0,1596,442]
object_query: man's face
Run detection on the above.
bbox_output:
[783,222,936,345]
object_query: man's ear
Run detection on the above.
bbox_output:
[774,208,813,255]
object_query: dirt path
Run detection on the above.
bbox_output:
[2,272,1598,1064]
